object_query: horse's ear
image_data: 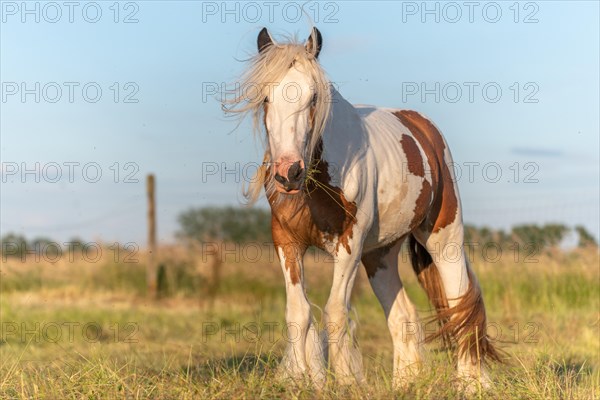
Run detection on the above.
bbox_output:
[257,27,273,53]
[305,27,323,58]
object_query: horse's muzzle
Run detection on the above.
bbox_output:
[274,160,305,194]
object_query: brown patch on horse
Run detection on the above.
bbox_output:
[361,237,403,279]
[305,144,357,254]
[392,110,458,233]
[409,179,432,231]
[408,235,503,364]
[400,134,424,177]
[267,140,357,284]
[271,216,304,285]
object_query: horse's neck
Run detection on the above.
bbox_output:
[319,89,365,175]
[329,87,359,128]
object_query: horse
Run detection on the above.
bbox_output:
[224,27,501,391]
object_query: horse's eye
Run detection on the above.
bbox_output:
[263,96,269,104]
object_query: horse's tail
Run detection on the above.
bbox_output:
[407,235,502,363]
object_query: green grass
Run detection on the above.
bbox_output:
[0,247,598,398]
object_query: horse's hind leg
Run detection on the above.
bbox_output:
[412,221,497,390]
[362,238,423,389]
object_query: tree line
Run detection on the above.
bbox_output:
[176,206,597,250]
[1,206,597,258]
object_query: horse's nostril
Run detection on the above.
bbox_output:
[274,173,287,185]
[294,168,305,181]
[288,162,304,182]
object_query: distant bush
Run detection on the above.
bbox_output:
[177,206,272,244]
[574,225,598,248]
[0,233,28,257]
[464,223,597,252]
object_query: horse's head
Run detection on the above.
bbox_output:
[257,27,326,195]
[224,27,331,202]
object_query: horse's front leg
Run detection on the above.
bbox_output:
[274,238,326,387]
[323,237,366,385]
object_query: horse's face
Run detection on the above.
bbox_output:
[264,64,316,194]
[258,28,322,195]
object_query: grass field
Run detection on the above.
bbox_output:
[0,244,598,399]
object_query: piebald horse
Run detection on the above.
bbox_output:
[225,27,500,390]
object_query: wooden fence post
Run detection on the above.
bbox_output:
[147,174,157,298]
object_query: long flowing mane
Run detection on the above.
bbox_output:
[222,35,332,204]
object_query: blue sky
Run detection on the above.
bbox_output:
[1,1,598,244]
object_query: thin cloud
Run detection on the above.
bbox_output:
[510,147,565,158]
